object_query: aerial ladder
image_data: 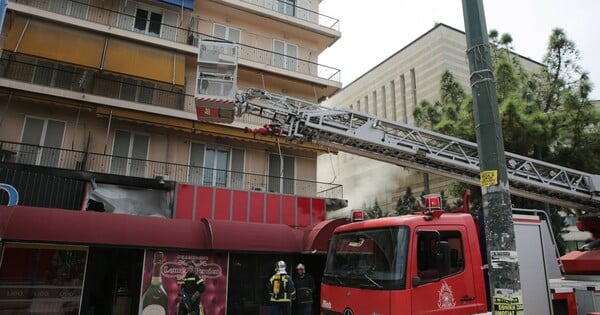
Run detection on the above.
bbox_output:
[233,88,600,212]
[195,40,600,212]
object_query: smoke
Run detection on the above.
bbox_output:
[318,152,411,218]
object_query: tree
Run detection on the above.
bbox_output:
[364,199,386,219]
[395,187,418,216]
[412,28,599,254]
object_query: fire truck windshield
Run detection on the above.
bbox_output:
[323,226,409,290]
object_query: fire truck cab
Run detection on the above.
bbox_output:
[320,205,594,314]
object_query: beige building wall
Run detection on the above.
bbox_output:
[319,23,544,214]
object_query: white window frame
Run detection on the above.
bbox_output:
[272,39,298,71]
[19,116,66,167]
[110,130,150,177]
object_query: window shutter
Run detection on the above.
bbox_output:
[117,0,136,30]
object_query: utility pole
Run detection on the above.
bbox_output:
[461,1,523,314]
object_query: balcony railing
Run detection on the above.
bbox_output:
[11,0,341,83]
[0,53,193,112]
[0,140,343,199]
[238,0,340,31]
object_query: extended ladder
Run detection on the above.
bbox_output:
[236,88,600,211]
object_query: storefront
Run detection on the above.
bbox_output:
[0,205,345,315]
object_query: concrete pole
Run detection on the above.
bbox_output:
[461,0,523,313]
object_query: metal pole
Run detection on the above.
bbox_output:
[461,0,523,313]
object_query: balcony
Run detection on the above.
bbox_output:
[236,0,340,31]
[0,53,193,110]
[9,0,341,83]
[0,140,344,199]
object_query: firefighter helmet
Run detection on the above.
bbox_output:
[276,260,287,274]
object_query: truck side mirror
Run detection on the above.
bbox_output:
[412,276,422,287]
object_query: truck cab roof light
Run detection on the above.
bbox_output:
[351,210,364,222]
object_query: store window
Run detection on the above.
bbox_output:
[0,243,87,314]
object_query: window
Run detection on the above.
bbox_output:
[134,8,162,36]
[372,91,378,116]
[48,0,90,19]
[0,243,87,314]
[120,78,155,105]
[416,230,464,283]
[272,40,298,71]
[390,80,397,121]
[323,227,409,290]
[32,60,76,90]
[187,144,245,188]
[400,75,407,124]
[275,0,295,16]
[268,154,294,194]
[213,24,241,43]
[203,147,229,187]
[410,68,417,106]
[119,1,178,41]
[19,117,66,167]
[110,130,149,177]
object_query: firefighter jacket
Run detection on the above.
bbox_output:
[294,273,315,304]
[268,272,296,302]
[182,272,206,295]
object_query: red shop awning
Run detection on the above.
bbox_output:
[0,206,211,249]
[302,218,350,253]
[201,218,304,252]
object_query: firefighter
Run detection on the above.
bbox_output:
[268,260,296,315]
[293,263,315,315]
[179,261,206,315]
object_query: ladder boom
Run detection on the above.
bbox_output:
[235,89,600,211]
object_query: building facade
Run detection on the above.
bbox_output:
[319,23,543,214]
[0,0,342,314]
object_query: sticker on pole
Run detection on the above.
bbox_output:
[490,250,518,268]
[492,292,523,315]
[480,170,498,188]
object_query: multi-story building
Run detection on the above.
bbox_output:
[0,0,342,314]
[319,23,543,214]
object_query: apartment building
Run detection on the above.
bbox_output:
[0,0,341,314]
[319,23,543,214]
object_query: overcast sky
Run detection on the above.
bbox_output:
[319,0,600,100]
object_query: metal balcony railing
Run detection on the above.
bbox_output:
[0,53,193,112]
[238,0,340,31]
[11,0,341,82]
[0,140,344,199]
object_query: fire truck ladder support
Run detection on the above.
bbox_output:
[236,88,600,212]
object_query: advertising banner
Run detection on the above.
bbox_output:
[139,250,228,315]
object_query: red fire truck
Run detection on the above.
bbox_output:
[232,86,600,315]
[319,194,600,315]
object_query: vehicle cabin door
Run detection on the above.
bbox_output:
[409,225,480,314]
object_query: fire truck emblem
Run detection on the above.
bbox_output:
[437,281,456,309]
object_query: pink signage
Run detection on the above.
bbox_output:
[139,250,228,315]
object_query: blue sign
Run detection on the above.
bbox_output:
[0,183,19,206]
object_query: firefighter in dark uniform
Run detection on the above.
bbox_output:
[293,263,315,315]
[268,260,296,315]
[179,261,206,315]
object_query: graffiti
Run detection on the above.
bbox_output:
[0,183,19,206]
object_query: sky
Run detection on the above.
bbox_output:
[319,0,600,100]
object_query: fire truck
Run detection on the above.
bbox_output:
[232,87,600,315]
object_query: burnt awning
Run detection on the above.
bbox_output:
[302,218,349,253]
[201,218,304,252]
[0,206,210,249]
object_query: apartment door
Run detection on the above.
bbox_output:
[203,147,229,187]
[110,130,149,177]
[273,40,298,71]
[268,154,294,194]
[19,117,65,167]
